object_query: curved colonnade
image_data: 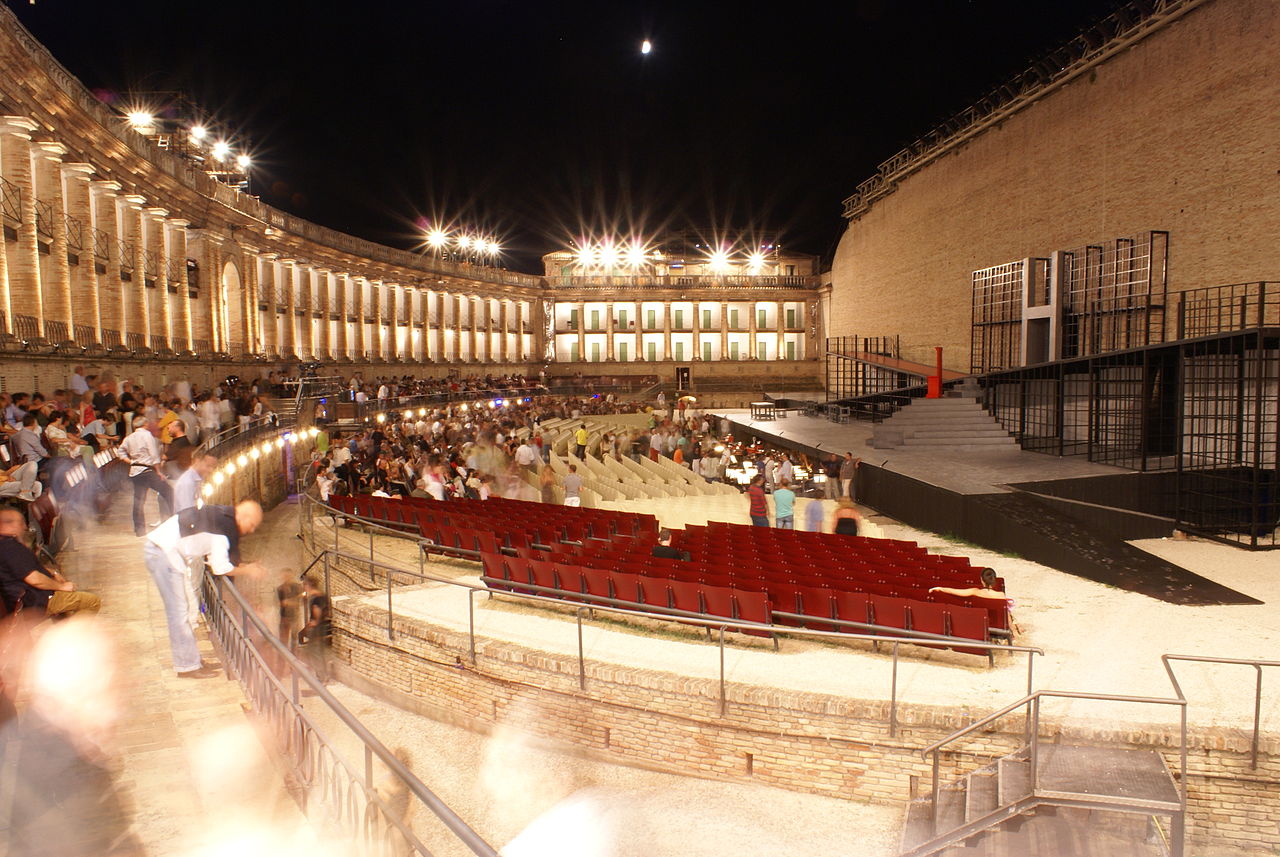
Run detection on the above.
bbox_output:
[0,7,540,370]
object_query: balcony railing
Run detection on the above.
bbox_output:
[118,240,135,272]
[0,176,20,225]
[553,274,818,289]
[63,213,83,252]
[92,228,110,264]
[34,198,54,240]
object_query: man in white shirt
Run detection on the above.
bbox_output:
[143,501,264,677]
[69,366,89,396]
[121,420,173,536]
[514,440,537,472]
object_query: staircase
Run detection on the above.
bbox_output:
[872,387,1016,450]
[902,743,1182,857]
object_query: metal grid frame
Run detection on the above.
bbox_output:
[824,335,904,401]
[1061,231,1169,359]
[970,259,1030,373]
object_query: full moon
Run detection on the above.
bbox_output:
[640,39,652,55]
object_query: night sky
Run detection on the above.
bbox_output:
[12,0,1122,272]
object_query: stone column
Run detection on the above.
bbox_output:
[368,279,382,360]
[605,301,615,361]
[475,297,487,363]
[300,265,315,359]
[0,117,41,336]
[498,299,509,363]
[515,300,525,362]
[259,254,278,355]
[334,272,348,359]
[90,180,122,341]
[143,208,170,347]
[121,195,148,343]
[62,163,98,340]
[577,301,587,363]
[316,268,331,359]
[720,300,729,361]
[35,142,71,339]
[452,294,463,362]
[204,236,224,351]
[748,300,758,361]
[433,291,445,362]
[352,277,366,358]
[415,289,427,363]
[662,301,671,361]
[388,283,401,360]
[279,258,296,356]
[169,220,191,349]
[776,301,785,361]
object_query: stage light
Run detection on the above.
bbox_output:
[235,153,251,170]
[599,243,620,268]
[213,471,226,486]
[708,248,731,272]
[189,125,207,141]
[225,462,237,476]
[376,413,386,423]
[249,446,261,460]
[747,252,766,272]
[126,111,153,130]
[211,140,231,161]
[577,245,598,266]
[485,240,500,255]
[275,437,285,449]
[426,229,449,250]
[201,483,215,498]
[237,454,249,467]
[457,235,473,250]
[261,441,274,455]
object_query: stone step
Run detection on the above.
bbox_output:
[904,427,1012,438]
[893,420,1008,431]
[904,436,1019,447]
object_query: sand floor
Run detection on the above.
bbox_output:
[313,492,1280,735]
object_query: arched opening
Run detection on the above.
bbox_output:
[222,260,244,353]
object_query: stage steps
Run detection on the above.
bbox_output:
[871,395,1017,449]
[899,745,1178,857]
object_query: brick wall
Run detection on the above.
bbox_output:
[332,597,1280,852]
[829,0,1280,368]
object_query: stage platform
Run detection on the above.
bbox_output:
[720,410,1261,606]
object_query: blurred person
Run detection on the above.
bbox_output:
[298,572,331,683]
[121,419,173,536]
[164,418,195,478]
[0,507,100,617]
[0,461,42,501]
[805,497,826,533]
[12,414,47,465]
[833,496,862,536]
[143,500,265,677]
[562,463,582,507]
[68,365,89,396]
[174,451,217,513]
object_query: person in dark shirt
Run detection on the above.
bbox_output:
[650,528,691,561]
[91,382,117,417]
[299,572,332,682]
[0,508,100,616]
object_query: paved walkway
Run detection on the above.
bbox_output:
[3,499,314,856]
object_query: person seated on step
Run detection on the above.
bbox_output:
[0,507,100,619]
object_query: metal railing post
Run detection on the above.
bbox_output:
[1253,664,1263,769]
[467,589,476,663]
[930,752,940,829]
[323,552,331,600]
[576,608,586,691]
[718,626,727,717]
[386,568,395,641]
[890,642,900,737]
[1029,697,1041,793]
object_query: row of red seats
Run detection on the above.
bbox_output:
[481,553,992,656]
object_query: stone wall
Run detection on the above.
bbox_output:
[331,595,1280,853]
[829,0,1280,368]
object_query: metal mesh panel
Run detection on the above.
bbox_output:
[1061,231,1168,358]
[970,260,1027,373]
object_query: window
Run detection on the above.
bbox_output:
[758,341,767,361]
[569,341,579,362]
[618,309,628,328]
[591,342,601,362]
[619,341,629,362]
[786,308,796,329]
[590,310,600,331]
[730,341,739,360]
[786,265,795,276]
[646,309,656,330]
[675,341,685,361]
[702,309,712,329]
[702,341,711,361]
[647,340,657,361]
[757,308,768,328]
[730,309,739,329]
[786,341,796,361]
[568,309,579,330]
[674,309,684,329]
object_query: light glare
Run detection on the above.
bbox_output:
[235,153,251,169]
[211,140,231,161]
[641,40,652,55]
[126,111,154,129]
[189,124,207,141]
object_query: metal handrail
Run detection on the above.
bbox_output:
[1162,653,1280,769]
[300,494,1043,733]
[918,685,1188,854]
[202,569,497,856]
